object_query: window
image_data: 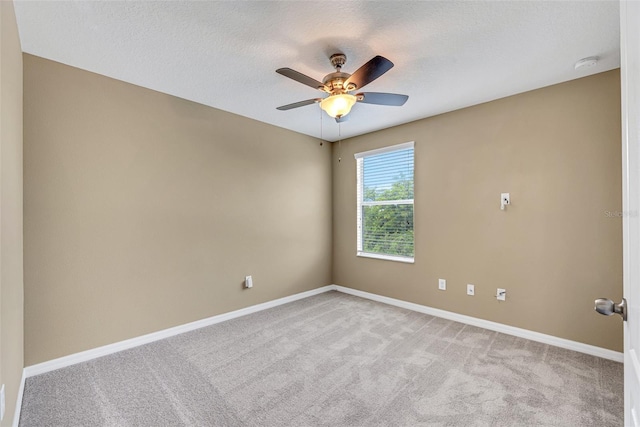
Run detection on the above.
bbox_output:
[355,142,414,263]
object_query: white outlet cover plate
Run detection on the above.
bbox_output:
[467,284,475,295]
[438,279,446,290]
[497,288,506,301]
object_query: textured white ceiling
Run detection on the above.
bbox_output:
[14,1,620,142]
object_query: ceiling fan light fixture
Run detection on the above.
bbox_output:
[320,93,357,118]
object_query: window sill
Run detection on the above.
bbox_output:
[357,252,415,264]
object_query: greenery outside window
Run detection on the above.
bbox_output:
[355,142,414,263]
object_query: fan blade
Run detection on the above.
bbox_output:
[356,92,408,106]
[276,98,321,111]
[335,115,350,123]
[276,68,328,92]
[344,56,394,90]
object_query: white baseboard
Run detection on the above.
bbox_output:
[334,285,623,363]
[24,283,622,381]
[12,369,26,427]
[24,285,336,378]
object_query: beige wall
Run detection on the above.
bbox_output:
[0,1,24,426]
[333,70,623,352]
[23,54,332,365]
[23,51,622,367]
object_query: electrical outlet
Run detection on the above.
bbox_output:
[1,383,5,421]
[245,275,253,289]
[438,279,446,291]
[467,284,475,296]
[497,288,506,301]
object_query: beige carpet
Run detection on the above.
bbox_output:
[19,291,623,426]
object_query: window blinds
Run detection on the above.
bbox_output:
[355,142,414,260]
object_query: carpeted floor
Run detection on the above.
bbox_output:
[20,291,623,426]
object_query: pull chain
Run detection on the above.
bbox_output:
[319,107,323,146]
[338,121,342,163]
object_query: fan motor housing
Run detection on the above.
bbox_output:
[323,72,351,93]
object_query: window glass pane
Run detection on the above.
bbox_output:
[363,148,414,202]
[362,204,414,257]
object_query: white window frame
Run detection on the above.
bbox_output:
[355,141,415,263]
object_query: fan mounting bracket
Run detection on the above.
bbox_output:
[329,53,347,71]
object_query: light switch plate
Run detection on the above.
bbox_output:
[438,279,446,290]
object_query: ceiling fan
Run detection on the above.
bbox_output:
[276,53,409,123]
